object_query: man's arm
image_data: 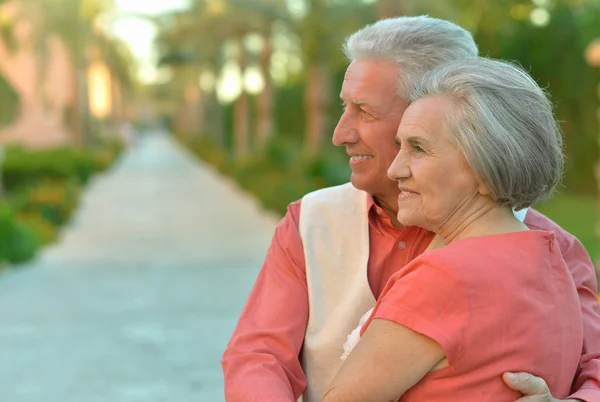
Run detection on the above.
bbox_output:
[522,209,600,402]
[221,202,309,402]
[559,229,600,402]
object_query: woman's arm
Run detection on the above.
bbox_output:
[321,318,445,402]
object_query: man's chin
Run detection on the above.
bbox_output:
[350,174,370,192]
[350,174,393,197]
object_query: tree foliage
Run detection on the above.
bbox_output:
[156,0,600,193]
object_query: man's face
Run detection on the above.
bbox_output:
[333,60,408,204]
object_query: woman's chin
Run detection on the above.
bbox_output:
[396,212,423,229]
[396,216,414,227]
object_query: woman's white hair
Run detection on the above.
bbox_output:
[343,15,479,97]
[410,58,564,210]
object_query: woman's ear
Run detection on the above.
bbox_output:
[477,180,491,197]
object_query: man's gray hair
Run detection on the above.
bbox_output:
[410,58,564,210]
[343,15,479,97]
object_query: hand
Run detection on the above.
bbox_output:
[503,372,582,402]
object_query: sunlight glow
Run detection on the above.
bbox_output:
[110,0,191,83]
[88,61,112,119]
[245,66,265,95]
[530,7,551,27]
[217,62,243,103]
[199,69,217,93]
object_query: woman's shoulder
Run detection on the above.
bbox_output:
[403,230,556,281]
[428,230,554,257]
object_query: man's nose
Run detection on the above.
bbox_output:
[332,113,359,146]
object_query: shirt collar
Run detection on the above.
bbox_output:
[367,193,396,235]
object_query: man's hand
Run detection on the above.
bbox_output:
[503,372,582,402]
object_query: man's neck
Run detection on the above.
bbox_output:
[373,195,403,228]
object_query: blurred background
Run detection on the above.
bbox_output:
[154,0,600,261]
[0,0,599,265]
[0,0,599,400]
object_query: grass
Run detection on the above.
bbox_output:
[534,192,597,260]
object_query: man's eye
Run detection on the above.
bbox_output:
[414,144,425,152]
[360,109,375,120]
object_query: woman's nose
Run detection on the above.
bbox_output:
[388,151,411,181]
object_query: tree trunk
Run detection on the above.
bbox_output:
[70,67,88,148]
[111,74,123,122]
[201,90,224,144]
[175,81,202,137]
[304,63,331,156]
[234,40,250,159]
[255,28,274,149]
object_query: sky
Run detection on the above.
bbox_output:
[110,0,191,83]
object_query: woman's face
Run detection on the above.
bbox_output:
[387,96,487,233]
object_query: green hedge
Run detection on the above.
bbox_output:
[3,146,96,191]
[3,138,124,193]
[0,201,40,265]
[92,137,125,172]
[0,138,124,266]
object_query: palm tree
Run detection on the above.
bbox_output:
[42,0,134,145]
[154,7,220,139]
[155,0,288,157]
[197,0,288,156]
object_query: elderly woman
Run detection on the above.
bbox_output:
[322,57,583,402]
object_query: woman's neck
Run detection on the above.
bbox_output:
[437,203,528,246]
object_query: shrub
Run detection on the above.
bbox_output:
[10,178,81,226]
[0,138,124,265]
[14,211,59,244]
[92,137,125,171]
[3,146,97,191]
[0,201,40,264]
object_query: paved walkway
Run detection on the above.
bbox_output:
[0,131,279,402]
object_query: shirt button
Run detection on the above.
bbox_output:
[397,242,406,250]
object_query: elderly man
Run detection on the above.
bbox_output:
[221,16,600,402]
